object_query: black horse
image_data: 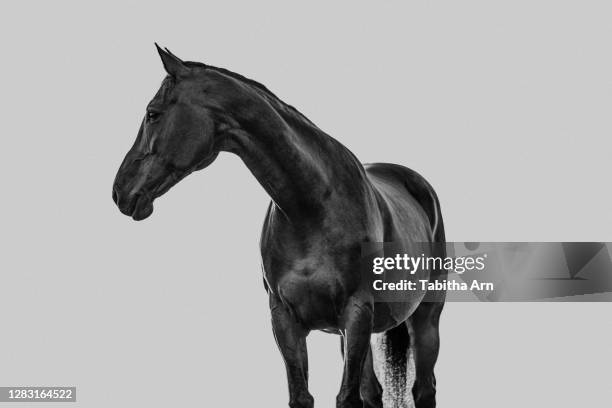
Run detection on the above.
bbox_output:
[113,45,447,408]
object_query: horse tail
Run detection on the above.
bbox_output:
[375,323,411,407]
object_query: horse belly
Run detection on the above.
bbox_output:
[372,300,422,332]
[370,244,430,332]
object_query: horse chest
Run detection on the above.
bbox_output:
[260,207,369,328]
[264,252,354,329]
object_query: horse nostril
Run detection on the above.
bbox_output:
[112,186,119,204]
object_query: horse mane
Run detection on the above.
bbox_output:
[184,61,316,127]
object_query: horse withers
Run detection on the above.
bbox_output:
[113,45,447,408]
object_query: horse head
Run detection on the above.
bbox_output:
[112,45,229,220]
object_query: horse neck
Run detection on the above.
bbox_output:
[219,93,369,220]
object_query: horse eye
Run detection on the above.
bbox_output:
[146,110,161,122]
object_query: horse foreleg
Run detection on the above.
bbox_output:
[337,296,374,408]
[270,296,313,408]
[339,339,383,408]
[361,346,384,408]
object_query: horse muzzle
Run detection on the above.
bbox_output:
[112,183,155,221]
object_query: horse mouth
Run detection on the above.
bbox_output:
[116,192,154,221]
[130,194,154,221]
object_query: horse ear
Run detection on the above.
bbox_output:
[155,43,186,77]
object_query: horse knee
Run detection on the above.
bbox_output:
[289,392,314,408]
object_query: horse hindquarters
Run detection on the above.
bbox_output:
[372,163,447,408]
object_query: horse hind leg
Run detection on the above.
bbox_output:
[408,301,444,408]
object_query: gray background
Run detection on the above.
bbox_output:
[1,0,611,406]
